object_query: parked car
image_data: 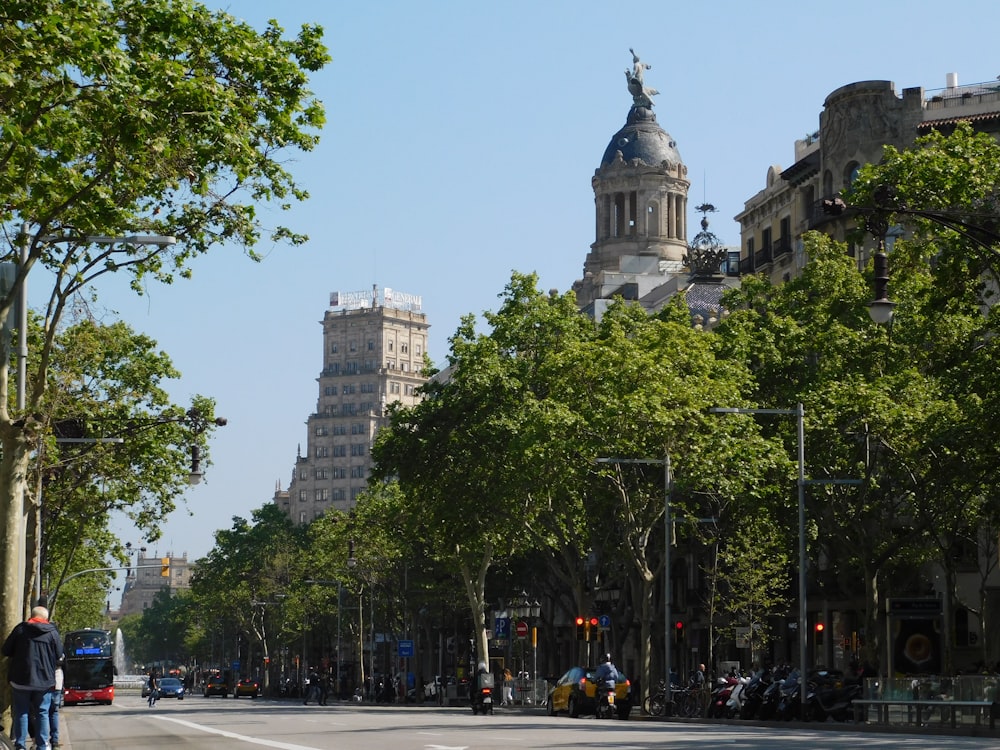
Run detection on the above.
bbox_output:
[203,674,230,698]
[234,677,260,698]
[546,665,631,719]
[157,677,185,699]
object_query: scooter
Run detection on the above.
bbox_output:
[724,672,752,718]
[594,680,616,719]
[804,669,862,722]
[470,671,495,715]
[707,675,739,718]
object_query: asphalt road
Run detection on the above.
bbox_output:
[60,695,999,750]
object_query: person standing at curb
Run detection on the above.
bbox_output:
[2,606,64,750]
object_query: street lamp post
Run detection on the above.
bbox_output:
[347,540,375,700]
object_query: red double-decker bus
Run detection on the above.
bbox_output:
[63,629,115,705]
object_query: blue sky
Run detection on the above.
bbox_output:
[93,0,998,592]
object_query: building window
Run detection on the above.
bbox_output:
[333,445,347,457]
[299,511,307,524]
[298,490,307,502]
[351,466,365,478]
[315,468,329,479]
[390,382,400,394]
[416,344,422,356]
[405,384,414,396]
[333,467,346,479]
[388,340,394,352]
[367,340,375,351]
[342,384,355,395]
[351,487,364,501]
[315,489,330,502]
[331,343,338,353]
[401,343,408,354]
[351,443,366,457]
[351,423,365,435]
[361,382,375,393]
[349,341,357,352]
[333,489,346,501]
[324,385,335,396]
[298,469,307,480]
[333,424,347,435]
[386,360,396,369]
[315,425,329,436]
[315,446,329,458]
[346,361,359,373]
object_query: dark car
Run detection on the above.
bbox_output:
[203,674,230,698]
[546,665,631,719]
[157,677,185,699]
[234,677,260,698]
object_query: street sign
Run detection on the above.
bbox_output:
[232,660,240,672]
[495,616,510,638]
[598,614,611,630]
[398,639,414,658]
[515,621,529,639]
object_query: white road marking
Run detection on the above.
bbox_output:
[151,715,323,749]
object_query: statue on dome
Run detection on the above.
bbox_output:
[625,49,658,108]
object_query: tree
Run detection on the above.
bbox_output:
[35,317,218,623]
[189,504,304,689]
[0,0,328,712]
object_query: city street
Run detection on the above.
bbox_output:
[61,697,997,750]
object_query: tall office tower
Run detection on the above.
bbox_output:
[276,286,429,524]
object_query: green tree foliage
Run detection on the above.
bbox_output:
[0,0,328,708]
[37,317,219,623]
[189,504,304,681]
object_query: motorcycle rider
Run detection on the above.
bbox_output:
[594,654,619,689]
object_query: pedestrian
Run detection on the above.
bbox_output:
[2,605,64,750]
[501,668,513,706]
[48,665,63,748]
[147,670,159,707]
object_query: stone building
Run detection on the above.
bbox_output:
[572,50,740,324]
[275,286,429,524]
[117,552,192,618]
[736,73,1000,282]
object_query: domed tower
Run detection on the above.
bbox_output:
[574,50,690,311]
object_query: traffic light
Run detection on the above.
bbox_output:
[160,557,170,577]
[588,617,598,642]
[814,621,825,647]
[674,620,685,644]
[575,616,585,640]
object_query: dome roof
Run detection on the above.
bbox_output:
[600,106,682,168]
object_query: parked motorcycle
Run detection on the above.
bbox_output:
[706,675,739,718]
[724,672,752,718]
[804,669,862,722]
[594,679,616,719]
[737,668,772,720]
[756,665,791,720]
[774,668,803,721]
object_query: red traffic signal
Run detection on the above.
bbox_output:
[815,622,825,632]
[589,617,599,627]
[575,616,585,640]
[675,621,684,630]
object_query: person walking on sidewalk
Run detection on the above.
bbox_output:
[2,606,64,750]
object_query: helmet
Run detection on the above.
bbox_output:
[604,653,612,663]
[478,662,487,672]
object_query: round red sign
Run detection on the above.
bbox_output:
[515,621,529,638]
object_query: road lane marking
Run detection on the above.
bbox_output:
[151,715,322,749]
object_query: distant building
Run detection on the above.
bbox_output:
[117,552,191,618]
[275,286,429,524]
[736,73,1000,281]
[572,52,740,324]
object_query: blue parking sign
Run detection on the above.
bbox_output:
[495,616,510,638]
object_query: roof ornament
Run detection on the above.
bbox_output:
[626,48,658,109]
[684,204,727,277]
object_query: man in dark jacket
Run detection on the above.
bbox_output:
[2,606,64,750]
